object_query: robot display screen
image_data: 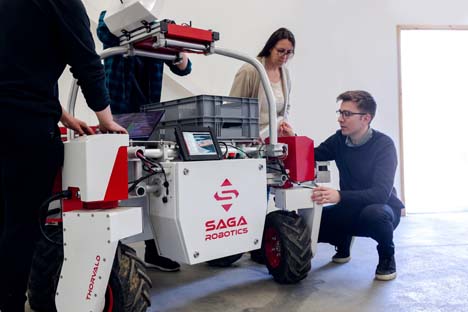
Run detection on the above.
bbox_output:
[183,131,218,156]
[175,126,222,161]
[112,111,164,140]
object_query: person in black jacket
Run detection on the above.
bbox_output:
[281,90,403,281]
[0,0,126,310]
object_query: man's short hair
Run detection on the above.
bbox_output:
[337,90,376,119]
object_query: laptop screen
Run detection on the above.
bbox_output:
[112,111,165,140]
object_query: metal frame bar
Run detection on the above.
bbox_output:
[67,43,278,145]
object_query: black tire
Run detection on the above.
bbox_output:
[207,253,243,267]
[105,244,152,312]
[27,224,63,312]
[263,210,312,284]
[28,225,152,312]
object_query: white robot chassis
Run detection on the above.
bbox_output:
[27,5,329,312]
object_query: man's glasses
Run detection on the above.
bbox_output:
[275,48,294,57]
[336,109,367,118]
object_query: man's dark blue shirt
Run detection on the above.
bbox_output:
[315,129,404,210]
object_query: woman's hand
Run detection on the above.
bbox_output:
[278,121,295,137]
[60,109,94,135]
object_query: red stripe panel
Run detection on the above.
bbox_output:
[104,146,128,201]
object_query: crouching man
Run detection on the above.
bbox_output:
[312,91,404,281]
[281,90,404,280]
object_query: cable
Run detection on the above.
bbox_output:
[136,151,168,183]
[46,208,61,217]
[266,166,284,172]
[275,158,289,176]
[39,190,72,246]
[267,157,291,184]
[258,143,265,154]
[219,141,229,158]
[225,144,251,158]
[128,171,159,193]
[135,150,170,200]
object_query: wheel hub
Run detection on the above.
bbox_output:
[265,227,281,268]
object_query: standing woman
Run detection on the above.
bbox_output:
[230,28,295,139]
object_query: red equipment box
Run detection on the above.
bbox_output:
[276,136,315,183]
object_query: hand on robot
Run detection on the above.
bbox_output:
[95,106,128,134]
[312,186,341,205]
[60,109,94,135]
[278,120,295,137]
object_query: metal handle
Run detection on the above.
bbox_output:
[66,46,177,140]
[213,47,278,145]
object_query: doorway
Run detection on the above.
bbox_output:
[399,27,468,213]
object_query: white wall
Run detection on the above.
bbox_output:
[65,0,468,195]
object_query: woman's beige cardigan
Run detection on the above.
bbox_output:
[229,57,291,130]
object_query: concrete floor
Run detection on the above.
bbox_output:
[144,212,468,312]
[25,212,468,312]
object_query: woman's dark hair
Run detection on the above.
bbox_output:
[258,28,295,58]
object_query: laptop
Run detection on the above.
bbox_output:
[112,111,165,140]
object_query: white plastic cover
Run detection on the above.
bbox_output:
[82,0,165,31]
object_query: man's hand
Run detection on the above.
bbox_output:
[312,186,341,205]
[95,106,128,134]
[60,110,94,135]
[98,120,128,134]
[278,121,295,137]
